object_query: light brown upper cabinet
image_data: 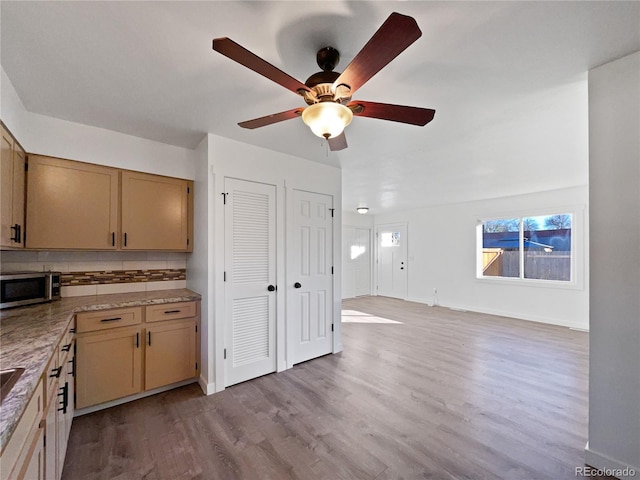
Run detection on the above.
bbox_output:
[1,123,26,249]
[121,171,190,251]
[24,155,193,251]
[26,155,119,250]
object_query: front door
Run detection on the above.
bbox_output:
[290,189,333,365]
[224,178,277,386]
[376,223,408,299]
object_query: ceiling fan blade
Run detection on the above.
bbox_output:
[213,37,311,95]
[328,132,348,151]
[238,108,304,129]
[349,101,435,126]
[332,12,422,95]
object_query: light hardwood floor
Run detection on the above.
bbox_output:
[63,296,594,480]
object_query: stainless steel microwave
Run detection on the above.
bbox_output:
[0,271,62,309]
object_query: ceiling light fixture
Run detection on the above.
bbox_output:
[357,207,369,214]
[302,102,353,139]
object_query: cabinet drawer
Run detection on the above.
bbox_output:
[146,302,196,323]
[76,307,142,333]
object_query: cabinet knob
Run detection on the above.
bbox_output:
[267,285,276,292]
[294,282,302,289]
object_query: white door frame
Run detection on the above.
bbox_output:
[374,222,408,300]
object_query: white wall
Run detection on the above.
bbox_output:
[1,67,196,180]
[186,134,216,394]
[374,185,589,329]
[586,51,640,476]
[343,211,374,228]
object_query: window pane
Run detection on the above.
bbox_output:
[381,232,400,247]
[481,218,520,278]
[523,214,572,281]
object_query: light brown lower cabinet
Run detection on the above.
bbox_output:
[76,301,199,410]
[76,326,143,409]
[145,319,196,390]
[44,322,75,480]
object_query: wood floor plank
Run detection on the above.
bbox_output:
[63,296,596,479]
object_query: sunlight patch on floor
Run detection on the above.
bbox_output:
[341,310,403,324]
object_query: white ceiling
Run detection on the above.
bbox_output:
[2,1,639,214]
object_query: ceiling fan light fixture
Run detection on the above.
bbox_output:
[302,102,353,139]
[357,207,369,214]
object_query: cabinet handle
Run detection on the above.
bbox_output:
[148,331,151,346]
[111,232,115,247]
[100,317,122,322]
[57,383,68,414]
[61,343,71,352]
[10,224,20,243]
[164,310,181,314]
[135,332,139,348]
[124,232,127,247]
[49,366,62,378]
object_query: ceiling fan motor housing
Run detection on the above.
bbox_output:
[301,47,352,106]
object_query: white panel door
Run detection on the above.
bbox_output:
[343,226,371,298]
[290,190,333,364]
[376,223,407,299]
[224,178,277,387]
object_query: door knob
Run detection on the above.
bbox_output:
[294,282,302,289]
[267,285,276,292]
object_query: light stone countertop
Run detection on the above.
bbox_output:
[0,288,201,451]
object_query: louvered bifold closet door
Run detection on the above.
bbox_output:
[224,178,277,387]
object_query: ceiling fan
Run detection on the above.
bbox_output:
[212,12,435,151]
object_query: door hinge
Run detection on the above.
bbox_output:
[224,271,227,282]
[224,348,227,359]
[222,192,228,204]
[329,208,335,218]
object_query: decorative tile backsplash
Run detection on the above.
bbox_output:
[61,268,186,285]
[0,250,189,297]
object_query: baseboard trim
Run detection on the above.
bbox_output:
[198,375,216,395]
[401,296,588,331]
[585,443,639,479]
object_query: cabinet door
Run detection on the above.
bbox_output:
[44,392,57,480]
[145,320,196,390]
[1,125,24,248]
[26,155,119,249]
[11,145,25,247]
[121,171,189,250]
[19,429,45,480]
[76,327,142,409]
